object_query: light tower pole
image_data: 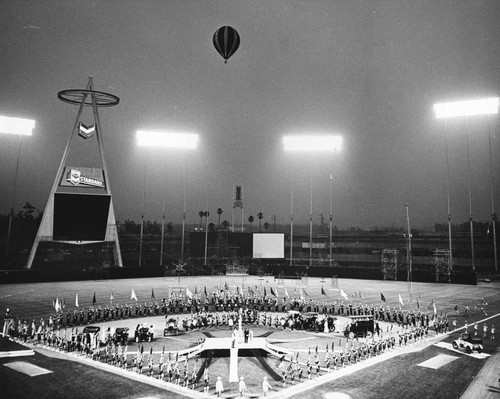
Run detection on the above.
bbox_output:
[0,116,35,268]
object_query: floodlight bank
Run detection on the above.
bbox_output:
[0,116,35,136]
[433,97,499,119]
[136,130,198,149]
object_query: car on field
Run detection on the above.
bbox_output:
[344,315,374,339]
[452,333,483,353]
[112,327,130,345]
[134,323,153,342]
[77,325,103,346]
[164,318,179,336]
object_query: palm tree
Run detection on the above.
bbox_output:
[248,215,254,232]
[217,208,223,230]
[257,212,264,232]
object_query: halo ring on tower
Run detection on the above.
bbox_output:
[57,89,120,107]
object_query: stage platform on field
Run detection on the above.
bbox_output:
[189,336,293,358]
[0,335,35,358]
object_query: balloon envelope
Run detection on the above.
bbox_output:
[213,26,240,63]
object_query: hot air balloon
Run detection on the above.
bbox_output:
[213,26,240,63]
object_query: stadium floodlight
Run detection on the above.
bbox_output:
[283,133,343,267]
[136,130,199,266]
[1,115,34,268]
[433,97,499,119]
[433,96,500,274]
[283,135,342,152]
[0,115,35,136]
[136,130,199,149]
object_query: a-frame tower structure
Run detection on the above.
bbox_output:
[27,77,122,269]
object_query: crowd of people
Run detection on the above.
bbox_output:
[3,306,433,396]
[3,286,463,340]
[2,288,494,396]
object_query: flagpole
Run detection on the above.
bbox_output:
[405,204,412,298]
[309,155,313,267]
[329,173,333,266]
[290,153,294,266]
[204,183,209,266]
[139,155,146,267]
[487,115,498,272]
[160,156,167,266]
[181,154,188,263]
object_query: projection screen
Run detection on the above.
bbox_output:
[252,233,285,259]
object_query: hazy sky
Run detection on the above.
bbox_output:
[1,0,499,230]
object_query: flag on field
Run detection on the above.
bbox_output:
[151,288,155,299]
[284,286,290,298]
[204,286,208,297]
[194,286,198,295]
[141,344,144,354]
[426,299,435,310]
[186,287,193,299]
[303,288,310,297]
[358,290,364,299]
[315,345,318,354]
[75,294,79,307]
[398,294,405,306]
[92,292,96,306]
[321,286,328,296]
[110,292,114,303]
[248,286,254,295]
[54,298,60,312]
[264,287,267,297]
[274,354,285,368]
[340,289,348,300]
[433,301,437,315]
[270,287,277,297]
[352,291,357,297]
[417,298,420,309]
[224,281,229,290]
[380,293,386,302]
[131,288,138,301]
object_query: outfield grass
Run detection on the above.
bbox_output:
[1,276,499,399]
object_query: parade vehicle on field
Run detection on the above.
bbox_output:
[77,326,103,346]
[112,327,129,345]
[452,333,483,353]
[164,318,180,336]
[300,312,337,332]
[134,323,153,342]
[343,315,374,339]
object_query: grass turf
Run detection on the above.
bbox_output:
[1,276,499,398]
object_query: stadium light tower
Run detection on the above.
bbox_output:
[0,115,35,268]
[137,130,199,265]
[434,97,499,273]
[283,135,342,267]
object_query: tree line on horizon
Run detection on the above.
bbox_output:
[0,202,496,243]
